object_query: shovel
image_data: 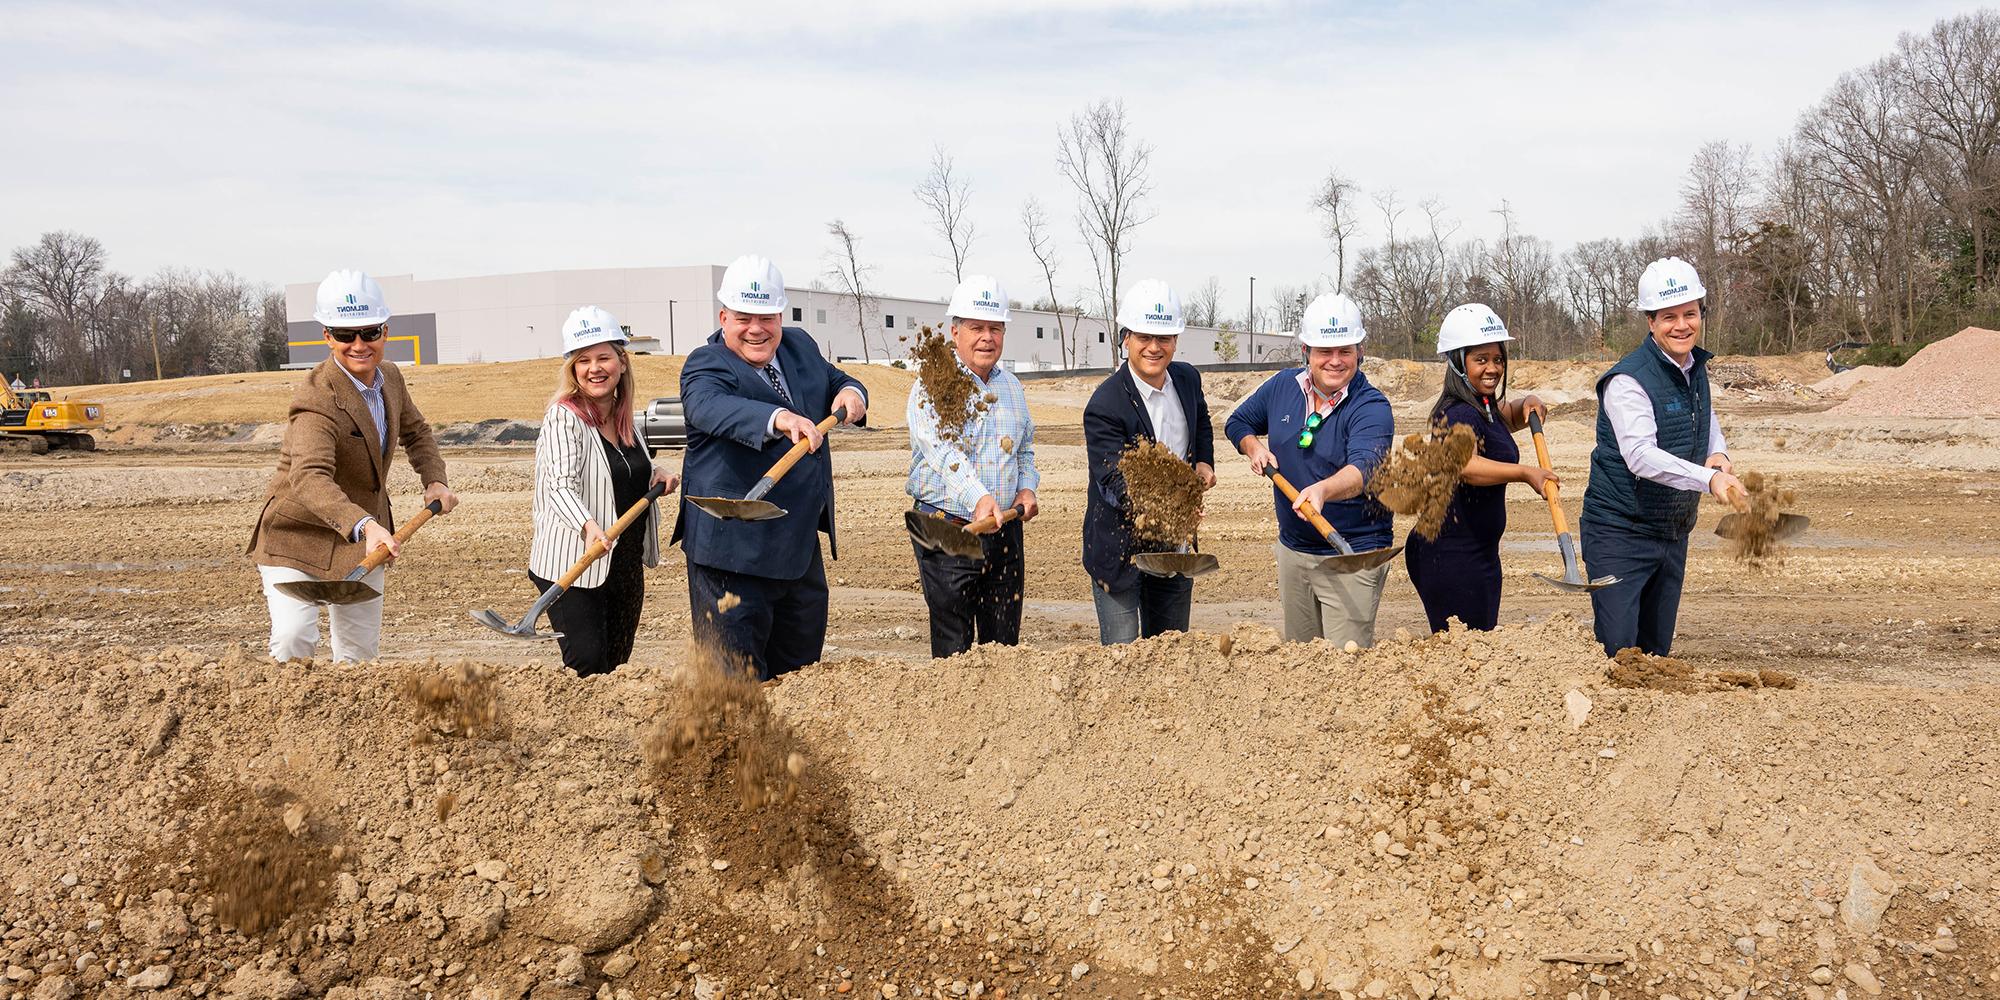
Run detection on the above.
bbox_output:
[469,481,666,640]
[686,406,846,521]
[273,499,445,606]
[1261,467,1403,573]
[1525,412,1618,594]
[1715,480,1811,542]
[906,503,1023,560]
[1132,550,1220,578]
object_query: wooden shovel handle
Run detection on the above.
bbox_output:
[358,498,444,573]
[966,504,1024,535]
[555,482,666,588]
[1526,412,1569,536]
[761,406,846,486]
[1266,469,1342,542]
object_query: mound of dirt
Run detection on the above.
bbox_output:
[1606,648,1799,692]
[1119,439,1206,545]
[1,621,1994,999]
[1369,423,1477,541]
[1832,328,2000,417]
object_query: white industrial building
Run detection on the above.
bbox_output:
[283,266,1295,371]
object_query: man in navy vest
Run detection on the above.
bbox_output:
[1579,257,1745,658]
[1082,279,1216,643]
[1228,292,1395,647]
[674,255,868,680]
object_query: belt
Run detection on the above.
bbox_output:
[913,501,969,526]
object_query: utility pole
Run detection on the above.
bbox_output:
[667,300,678,355]
[1247,276,1256,362]
[149,316,163,380]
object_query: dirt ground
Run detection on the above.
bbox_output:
[3,351,1999,999]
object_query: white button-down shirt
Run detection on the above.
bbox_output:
[1602,350,1728,494]
[1130,366,1189,460]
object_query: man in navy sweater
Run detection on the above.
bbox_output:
[1226,293,1395,647]
[673,255,868,680]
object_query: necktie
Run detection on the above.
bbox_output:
[762,365,792,405]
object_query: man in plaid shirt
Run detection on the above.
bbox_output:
[906,275,1041,658]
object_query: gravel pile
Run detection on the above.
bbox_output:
[1831,328,2000,418]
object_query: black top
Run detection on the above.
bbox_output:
[601,431,652,523]
[1080,361,1216,591]
[1436,399,1518,545]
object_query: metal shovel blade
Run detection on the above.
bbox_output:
[905,511,985,560]
[1532,571,1620,594]
[687,495,787,521]
[467,607,562,641]
[1132,552,1221,578]
[1316,544,1404,574]
[273,578,383,606]
[1715,512,1810,542]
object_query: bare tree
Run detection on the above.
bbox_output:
[914,146,976,282]
[5,231,106,383]
[1183,276,1222,328]
[1311,170,1363,289]
[1020,197,1079,368]
[822,219,879,362]
[1057,99,1154,353]
[1676,141,1756,338]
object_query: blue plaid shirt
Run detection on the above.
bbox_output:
[906,360,1038,519]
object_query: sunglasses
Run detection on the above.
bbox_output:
[328,325,387,344]
[1296,410,1325,448]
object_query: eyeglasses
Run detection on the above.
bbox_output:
[1296,411,1325,448]
[328,325,387,343]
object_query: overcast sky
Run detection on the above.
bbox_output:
[1,0,1980,314]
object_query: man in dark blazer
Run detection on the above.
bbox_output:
[674,255,868,680]
[248,269,457,662]
[1082,279,1215,644]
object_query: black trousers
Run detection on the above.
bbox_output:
[531,538,646,677]
[686,544,830,681]
[1405,530,1503,633]
[911,518,1025,658]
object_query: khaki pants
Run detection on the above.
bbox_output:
[1275,543,1388,647]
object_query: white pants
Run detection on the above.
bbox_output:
[257,564,388,663]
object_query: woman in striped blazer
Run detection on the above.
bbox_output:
[530,307,678,675]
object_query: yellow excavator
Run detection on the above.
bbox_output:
[1,382,103,454]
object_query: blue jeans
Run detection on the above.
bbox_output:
[1581,518,1690,657]
[1091,574,1193,644]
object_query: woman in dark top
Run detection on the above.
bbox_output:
[529,306,678,675]
[1404,304,1554,632]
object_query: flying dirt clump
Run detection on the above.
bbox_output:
[398,662,499,737]
[1369,421,1477,540]
[644,641,807,810]
[196,789,335,934]
[1119,438,1206,544]
[910,325,981,445]
[1724,469,1798,563]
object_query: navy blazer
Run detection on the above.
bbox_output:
[1081,361,1215,590]
[671,327,867,580]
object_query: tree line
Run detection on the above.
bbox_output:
[889,9,2000,363]
[2,231,288,387]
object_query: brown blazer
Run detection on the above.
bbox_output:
[246,358,448,576]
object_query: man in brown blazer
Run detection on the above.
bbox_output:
[247,270,457,661]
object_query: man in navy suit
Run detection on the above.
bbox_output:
[1082,280,1216,644]
[674,255,868,679]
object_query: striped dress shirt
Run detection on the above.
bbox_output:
[906,360,1039,520]
[531,402,660,588]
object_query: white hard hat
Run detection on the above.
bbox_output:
[312,270,391,328]
[1637,256,1706,311]
[717,255,788,315]
[1297,292,1367,348]
[947,275,1010,324]
[1435,303,1514,355]
[1116,279,1184,337]
[561,305,626,356]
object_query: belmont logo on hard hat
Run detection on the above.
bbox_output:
[1435,302,1514,355]
[313,270,392,328]
[1298,292,1367,348]
[947,275,1010,324]
[1117,279,1185,336]
[562,305,627,356]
